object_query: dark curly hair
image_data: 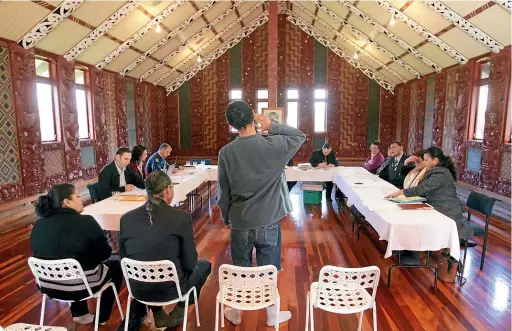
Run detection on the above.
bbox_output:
[425,146,458,180]
[131,144,147,164]
[35,183,75,217]
[225,100,254,130]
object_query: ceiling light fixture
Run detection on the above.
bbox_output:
[353,52,359,59]
[389,16,396,26]
[156,24,162,33]
[197,55,202,63]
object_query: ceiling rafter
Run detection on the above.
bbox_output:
[424,0,504,53]
[64,0,139,61]
[166,12,269,93]
[120,0,217,76]
[95,0,186,69]
[190,1,221,41]
[291,1,406,83]
[310,0,421,78]
[286,12,395,92]
[154,1,264,85]
[18,1,84,49]
[494,0,512,13]
[335,0,442,72]
[373,0,467,64]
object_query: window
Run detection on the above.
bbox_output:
[314,88,327,133]
[256,89,268,114]
[286,89,299,128]
[35,58,58,141]
[229,89,242,132]
[473,61,490,140]
[75,68,92,139]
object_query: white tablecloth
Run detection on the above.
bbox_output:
[333,167,460,260]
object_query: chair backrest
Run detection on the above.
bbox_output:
[466,191,497,223]
[121,258,183,300]
[189,159,212,165]
[314,265,380,312]
[218,264,278,310]
[27,257,93,296]
[5,323,67,331]
[87,183,100,202]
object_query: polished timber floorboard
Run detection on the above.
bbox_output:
[0,188,510,331]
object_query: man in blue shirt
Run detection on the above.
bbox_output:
[146,143,175,175]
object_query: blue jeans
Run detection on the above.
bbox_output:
[230,221,282,271]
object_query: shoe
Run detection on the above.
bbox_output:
[117,314,144,331]
[460,239,477,248]
[73,314,94,325]
[153,305,185,329]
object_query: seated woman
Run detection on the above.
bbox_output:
[403,149,428,189]
[363,141,385,174]
[30,184,123,326]
[120,171,212,330]
[127,144,148,189]
[385,146,473,243]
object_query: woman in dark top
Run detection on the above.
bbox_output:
[126,144,148,189]
[385,146,473,241]
[120,171,212,330]
[30,184,123,326]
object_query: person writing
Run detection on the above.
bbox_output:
[309,143,340,202]
[98,147,138,201]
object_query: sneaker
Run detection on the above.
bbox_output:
[72,314,94,325]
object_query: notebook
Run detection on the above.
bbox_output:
[388,195,427,203]
[398,203,433,210]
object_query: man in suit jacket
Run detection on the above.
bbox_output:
[309,143,340,202]
[378,141,415,189]
[97,147,139,201]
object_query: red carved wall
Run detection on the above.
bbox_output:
[135,82,148,148]
[242,32,256,110]
[116,76,128,147]
[296,30,314,160]
[413,78,427,152]
[8,43,45,196]
[379,89,395,152]
[216,51,230,149]
[326,53,341,154]
[57,57,82,181]
[166,90,180,154]
[432,70,447,147]
[90,68,109,172]
[190,73,205,152]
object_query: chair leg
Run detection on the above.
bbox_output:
[459,242,469,284]
[373,305,378,331]
[357,311,364,331]
[275,300,280,331]
[220,302,225,328]
[215,298,220,331]
[193,287,200,327]
[183,294,190,331]
[305,292,310,331]
[480,234,488,271]
[111,283,124,320]
[310,296,315,331]
[94,292,103,331]
[39,293,47,326]
[124,297,132,331]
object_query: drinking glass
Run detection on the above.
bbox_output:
[185,161,190,166]
[192,161,197,166]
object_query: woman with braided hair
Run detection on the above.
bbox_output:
[119,171,211,331]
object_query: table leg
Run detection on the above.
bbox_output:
[387,251,438,290]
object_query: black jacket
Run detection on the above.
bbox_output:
[30,208,111,271]
[120,203,198,286]
[378,154,415,189]
[98,161,141,201]
[309,150,339,167]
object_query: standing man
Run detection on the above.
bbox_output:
[217,100,305,327]
[146,143,175,175]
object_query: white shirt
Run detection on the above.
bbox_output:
[115,162,126,187]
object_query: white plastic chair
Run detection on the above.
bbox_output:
[305,266,380,331]
[5,324,67,331]
[120,258,200,331]
[215,264,280,331]
[27,257,124,331]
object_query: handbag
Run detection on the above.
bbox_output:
[437,251,459,283]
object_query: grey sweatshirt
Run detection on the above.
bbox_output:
[217,123,306,230]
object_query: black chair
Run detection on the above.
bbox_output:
[87,183,100,203]
[459,191,497,283]
[189,159,212,165]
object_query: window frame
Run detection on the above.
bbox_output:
[286,88,299,129]
[74,67,94,140]
[35,56,60,142]
[313,87,327,133]
[256,88,268,114]
[228,87,243,133]
[469,59,490,141]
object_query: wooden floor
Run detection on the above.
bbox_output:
[0,188,510,331]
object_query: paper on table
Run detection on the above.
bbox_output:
[120,188,146,196]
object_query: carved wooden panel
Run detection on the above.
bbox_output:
[253,24,268,89]
[442,68,457,155]
[157,87,168,149]
[277,15,287,108]
[242,31,256,109]
[379,89,395,152]
[497,143,511,197]
[203,62,218,154]
[9,43,45,196]
[297,30,314,160]
[116,77,128,147]
[57,56,82,180]
[327,52,341,155]
[90,68,109,172]
[400,83,411,153]
[285,20,301,87]
[216,52,230,149]
[150,85,161,152]
[135,81,148,147]
[414,78,426,151]
[452,61,474,180]
[353,72,369,158]
[166,90,180,154]
[104,74,118,159]
[190,73,205,152]
[432,70,447,148]
[481,47,511,192]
